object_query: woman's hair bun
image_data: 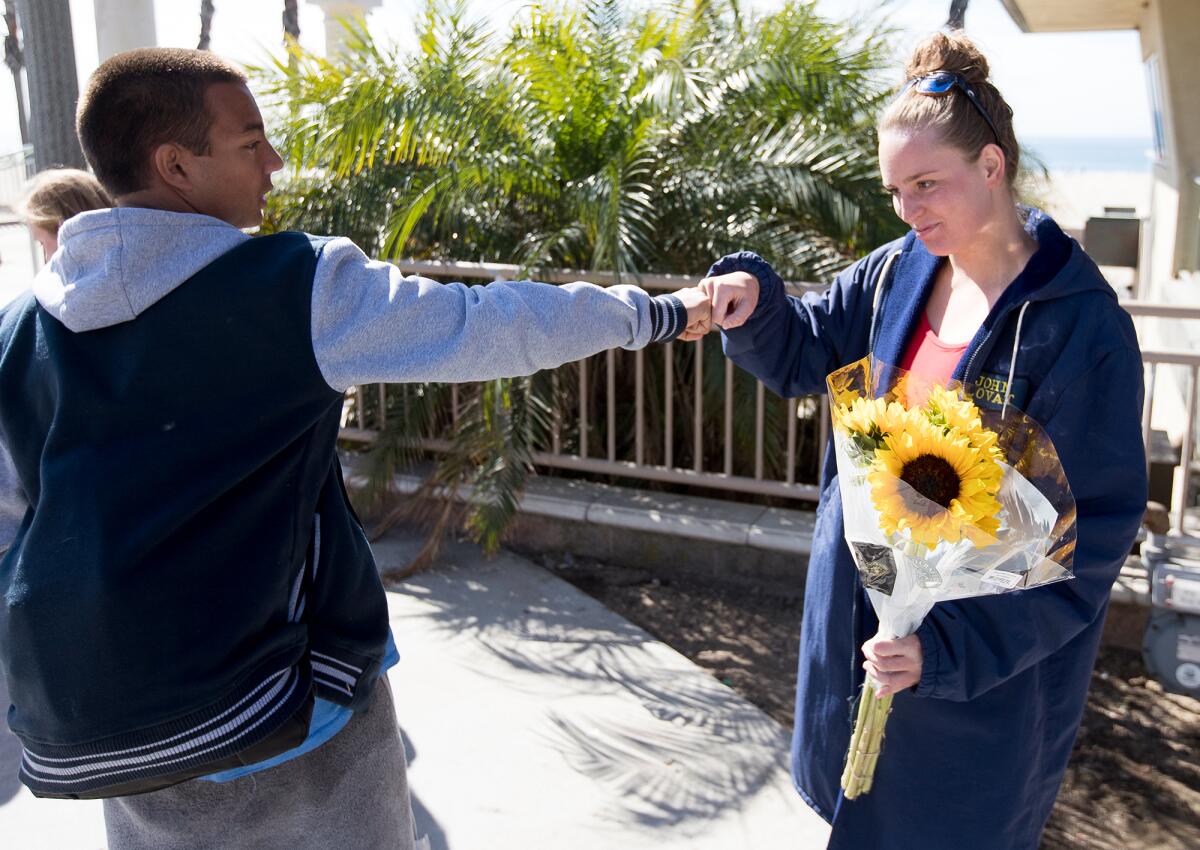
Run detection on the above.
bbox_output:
[904,31,990,85]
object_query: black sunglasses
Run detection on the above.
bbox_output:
[901,71,1002,145]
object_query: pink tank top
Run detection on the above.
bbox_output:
[899,311,969,385]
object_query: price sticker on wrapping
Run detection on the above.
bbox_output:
[981,569,1023,590]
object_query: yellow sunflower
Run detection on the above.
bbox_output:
[923,385,1002,460]
[868,414,1003,550]
[834,396,912,442]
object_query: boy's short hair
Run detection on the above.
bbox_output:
[77,47,247,196]
[17,168,113,234]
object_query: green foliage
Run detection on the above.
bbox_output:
[256,0,903,566]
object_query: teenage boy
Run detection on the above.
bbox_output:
[0,48,708,850]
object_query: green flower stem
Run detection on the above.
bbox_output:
[841,681,894,800]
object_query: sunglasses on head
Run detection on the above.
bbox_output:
[901,71,1002,145]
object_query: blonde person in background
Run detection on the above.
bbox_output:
[16,168,113,261]
[0,170,110,551]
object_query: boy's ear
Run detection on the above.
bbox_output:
[149,143,194,192]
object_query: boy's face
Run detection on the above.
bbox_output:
[181,82,284,229]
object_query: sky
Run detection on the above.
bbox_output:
[0,0,1154,155]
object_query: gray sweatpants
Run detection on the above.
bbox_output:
[103,676,419,850]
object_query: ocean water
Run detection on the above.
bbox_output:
[1022,137,1154,173]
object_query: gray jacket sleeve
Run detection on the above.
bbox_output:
[310,238,687,392]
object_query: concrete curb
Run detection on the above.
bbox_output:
[344,456,1153,607]
[342,457,815,556]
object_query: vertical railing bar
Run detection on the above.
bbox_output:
[819,396,830,482]
[724,359,734,476]
[1141,362,1156,469]
[635,349,645,466]
[607,349,617,462]
[377,384,387,429]
[754,380,765,480]
[551,370,562,455]
[693,339,704,473]
[353,385,363,428]
[399,384,406,436]
[786,398,797,486]
[665,342,674,468]
[579,359,589,459]
[1174,365,1198,533]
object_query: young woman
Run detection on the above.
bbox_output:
[696,32,1147,849]
[17,168,112,261]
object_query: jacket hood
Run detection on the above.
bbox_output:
[901,206,1113,306]
[32,207,249,333]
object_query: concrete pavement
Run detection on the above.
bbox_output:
[0,527,829,849]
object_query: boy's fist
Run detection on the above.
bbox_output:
[674,286,712,341]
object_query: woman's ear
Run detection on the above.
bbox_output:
[980,143,1007,189]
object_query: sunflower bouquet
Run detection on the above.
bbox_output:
[826,356,1077,799]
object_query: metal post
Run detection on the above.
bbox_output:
[693,339,703,473]
[786,398,797,485]
[1175,365,1199,533]
[664,342,674,468]
[578,359,589,458]
[1141,363,1156,471]
[723,359,734,476]
[551,370,561,455]
[634,349,645,465]
[754,380,765,480]
[606,349,616,461]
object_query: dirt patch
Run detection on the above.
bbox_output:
[527,552,1200,850]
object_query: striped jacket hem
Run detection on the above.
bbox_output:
[17,658,312,797]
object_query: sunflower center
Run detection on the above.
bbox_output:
[900,454,960,509]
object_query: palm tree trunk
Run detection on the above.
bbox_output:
[3,1,28,147]
[946,0,969,30]
[197,0,214,51]
[13,0,83,169]
[282,0,299,101]
[282,0,299,45]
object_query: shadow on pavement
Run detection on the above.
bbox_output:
[400,728,449,850]
[386,539,790,829]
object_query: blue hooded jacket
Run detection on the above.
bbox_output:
[709,209,1146,850]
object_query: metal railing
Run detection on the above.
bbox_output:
[0,147,34,214]
[339,261,1200,528]
[1140,348,1200,532]
[339,260,829,501]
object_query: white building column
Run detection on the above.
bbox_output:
[93,0,157,61]
[310,0,381,56]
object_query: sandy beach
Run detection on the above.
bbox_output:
[1038,169,1152,234]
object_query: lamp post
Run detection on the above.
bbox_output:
[310,0,381,56]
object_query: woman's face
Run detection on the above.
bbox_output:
[30,224,58,262]
[878,127,1005,257]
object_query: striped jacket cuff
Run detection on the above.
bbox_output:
[649,294,688,343]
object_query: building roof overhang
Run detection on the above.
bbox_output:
[999,0,1142,33]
